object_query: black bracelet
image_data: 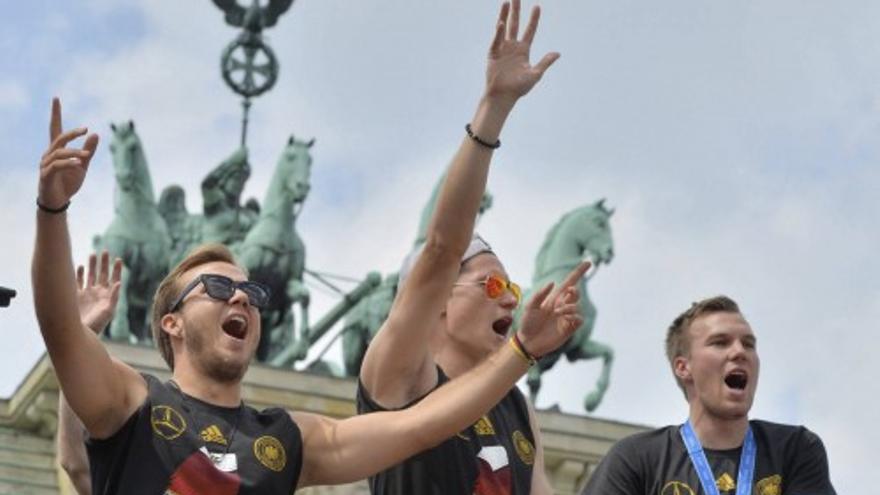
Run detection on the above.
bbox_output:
[36,198,70,214]
[465,123,501,149]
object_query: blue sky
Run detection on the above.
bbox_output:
[2,1,878,492]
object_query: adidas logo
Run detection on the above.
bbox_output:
[200,425,228,445]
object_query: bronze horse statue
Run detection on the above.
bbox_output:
[515,199,615,412]
[100,121,170,343]
[237,135,313,362]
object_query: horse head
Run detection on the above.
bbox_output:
[109,120,154,202]
[275,134,314,207]
[579,198,615,266]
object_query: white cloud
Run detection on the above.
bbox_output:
[0,79,29,110]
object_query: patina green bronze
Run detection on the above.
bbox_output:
[515,199,616,412]
[340,272,399,376]
[99,121,171,343]
[236,135,313,362]
[272,271,382,369]
[201,147,260,248]
[414,172,494,245]
[215,0,293,146]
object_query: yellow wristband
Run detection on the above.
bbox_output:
[509,335,537,367]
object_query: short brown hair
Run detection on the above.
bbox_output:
[150,244,239,370]
[665,295,741,397]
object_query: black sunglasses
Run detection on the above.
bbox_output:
[169,274,271,312]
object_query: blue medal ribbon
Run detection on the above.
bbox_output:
[680,420,756,495]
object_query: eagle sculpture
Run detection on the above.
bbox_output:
[213,0,295,32]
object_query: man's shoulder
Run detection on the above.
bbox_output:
[609,425,679,459]
[750,419,827,450]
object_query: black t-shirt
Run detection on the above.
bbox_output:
[581,420,836,495]
[86,374,303,494]
[357,369,536,495]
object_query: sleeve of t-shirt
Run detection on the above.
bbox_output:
[580,439,644,495]
[784,427,837,495]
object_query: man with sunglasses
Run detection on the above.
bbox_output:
[356,2,588,494]
[32,1,583,492]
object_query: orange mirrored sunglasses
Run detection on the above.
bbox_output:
[455,273,522,305]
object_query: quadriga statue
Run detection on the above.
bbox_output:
[99,121,171,343]
[200,146,260,248]
[236,135,314,362]
[515,199,616,412]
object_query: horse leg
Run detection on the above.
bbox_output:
[526,366,542,404]
[109,266,133,342]
[576,339,614,412]
[285,277,311,362]
[342,324,367,377]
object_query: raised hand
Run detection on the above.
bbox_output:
[38,98,99,210]
[485,0,560,104]
[516,261,591,358]
[76,251,123,334]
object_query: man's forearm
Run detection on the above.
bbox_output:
[32,212,81,344]
[407,341,529,449]
[427,96,512,256]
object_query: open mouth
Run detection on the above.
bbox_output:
[724,370,748,391]
[222,314,248,340]
[491,316,513,337]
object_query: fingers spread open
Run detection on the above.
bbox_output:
[42,147,90,166]
[48,127,88,154]
[533,51,561,76]
[82,133,100,158]
[111,258,123,284]
[41,160,84,179]
[87,254,98,287]
[490,19,505,57]
[508,0,521,40]
[527,281,554,309]
[521,5,540,44]
[76,265,85,290]
[98,251,111,286]
[554,303,580,316]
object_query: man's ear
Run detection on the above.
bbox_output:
[674,355,691,383]
[161,313,183,339]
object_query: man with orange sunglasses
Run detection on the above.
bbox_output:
[357,1,589,494]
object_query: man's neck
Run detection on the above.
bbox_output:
[430,332,483,380]
[172,368,242,408]
[688,407,749,450]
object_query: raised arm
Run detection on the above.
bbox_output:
[33,98,146,440]
[57,252,123,495]
[361,0,560,408]
[295,260,590,488]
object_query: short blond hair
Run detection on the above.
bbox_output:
[665,295,741,398]
[150,244,238,370]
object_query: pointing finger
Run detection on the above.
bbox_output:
[50,98,62,143]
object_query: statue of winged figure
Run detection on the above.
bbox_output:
[213,0,294,33]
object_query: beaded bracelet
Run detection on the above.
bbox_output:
[465,123,501,149]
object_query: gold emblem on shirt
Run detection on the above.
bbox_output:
[200,424,228,445]
[661,481,696,495]
[150,405,186,440]
[716,472,736,492]
[474,415,495,436]
[253,435,286,472]
[511,430,535,466]
[756,474,782,495]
